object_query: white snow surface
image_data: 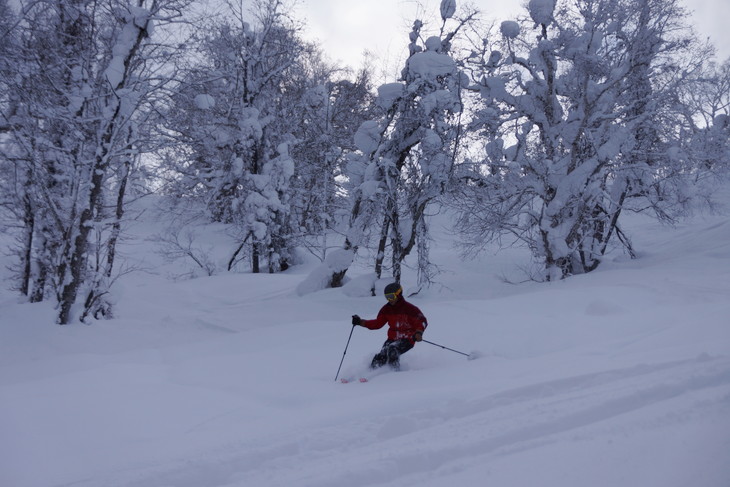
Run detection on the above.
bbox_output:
[1,196,730,487]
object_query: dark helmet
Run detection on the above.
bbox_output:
[384,282,402,302]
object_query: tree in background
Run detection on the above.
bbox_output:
[286,67,377,263]
[453,0,710,280]
[1,0,727,321]
[160,0,338,274]
[0,0,194,323]
[679,58,730,175]
[297,0,473,294]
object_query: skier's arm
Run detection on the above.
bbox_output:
[360,308,388,330]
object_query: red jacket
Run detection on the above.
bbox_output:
[361,297,428,345]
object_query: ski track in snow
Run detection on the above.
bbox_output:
[70,355,730,487]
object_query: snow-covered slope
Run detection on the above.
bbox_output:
[1,203,729,487]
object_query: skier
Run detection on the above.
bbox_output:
[351,282,428,370]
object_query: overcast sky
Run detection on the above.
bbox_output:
[294,0,730,70]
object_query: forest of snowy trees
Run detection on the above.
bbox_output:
[1,0,728,324]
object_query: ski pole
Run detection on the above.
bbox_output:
[422,339,477,360]
[334,324,356,382]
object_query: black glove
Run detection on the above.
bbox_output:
[413,331,423,342]
[351,315,362,326]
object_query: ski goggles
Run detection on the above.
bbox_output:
[385,289,402,302]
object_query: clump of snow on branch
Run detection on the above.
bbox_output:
[377,83,404,109]
[105,7,151,88]
[354,120,381,154]
[194,94,216,110]
[440,0,456,21]
[500,21,520,39]
[425,36,442,52]
[528,0,555,26]
[408,43,457,79]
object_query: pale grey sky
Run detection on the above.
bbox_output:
[294,0,730,70]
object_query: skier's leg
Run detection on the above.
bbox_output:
[386,346,401,370]
[370,340,393,369]
[385,340,413,370]
[370,352,387,369]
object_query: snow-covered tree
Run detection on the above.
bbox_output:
[454,0,708,280]
[681,58,730,128]
[0,0,194,323]
[679,58,730,173]
[160,0,315,273]
[0,0,27,291]
[286,67,376,262]
[298,0,474,294]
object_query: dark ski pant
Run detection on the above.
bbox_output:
[371,339,413,370]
